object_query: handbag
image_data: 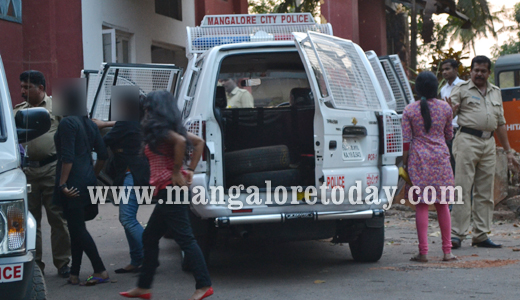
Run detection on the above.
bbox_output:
[73,116,99,221]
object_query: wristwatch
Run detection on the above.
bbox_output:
[506,149,515,154]
[59,183,68,191]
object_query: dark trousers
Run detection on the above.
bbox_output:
[65,206,106,276]
[138,189,211,289]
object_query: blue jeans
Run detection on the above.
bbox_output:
[119,173,144,267]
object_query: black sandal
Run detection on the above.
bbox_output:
[115,266,140,274]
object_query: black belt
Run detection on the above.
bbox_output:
[460,127,494,139]
[26,154,57,168]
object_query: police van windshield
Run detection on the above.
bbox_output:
[216,52,312,108]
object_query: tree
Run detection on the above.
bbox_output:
[248,0,320,16]
[442,0,499,55]
[492,2,520,58]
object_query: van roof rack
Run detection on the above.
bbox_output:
[186,13,333,56]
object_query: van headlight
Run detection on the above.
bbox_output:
[0,211,5,247]
[0,200,26,255]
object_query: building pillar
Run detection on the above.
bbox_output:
[22,0,83,94]
[321,0,359,43]
[0,21,23,105]
[358,0,387,55]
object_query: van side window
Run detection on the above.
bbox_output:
[182,58,205,118]
[498,70,520,89]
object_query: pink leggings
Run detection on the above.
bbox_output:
[415,203,452,255]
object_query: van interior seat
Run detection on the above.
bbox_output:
[290,88,313,106]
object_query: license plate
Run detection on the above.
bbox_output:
[0,263,24,283]
[342,138,363,160]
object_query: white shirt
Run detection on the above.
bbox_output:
[440,77,464,128]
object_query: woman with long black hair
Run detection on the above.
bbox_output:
[120,91,212,300]
[401,71,457,263]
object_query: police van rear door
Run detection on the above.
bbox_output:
[293,32,401,205]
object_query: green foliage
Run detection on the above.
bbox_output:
[248,0,320,16]
[492,2,520,59]
[442,0,500,55]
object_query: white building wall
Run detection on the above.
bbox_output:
[81,0,195,70]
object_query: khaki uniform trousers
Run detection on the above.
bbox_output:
[26,162,71,272]
[451,131,496,243]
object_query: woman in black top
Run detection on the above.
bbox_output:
[95,95,150,274]
[53,86,110,285]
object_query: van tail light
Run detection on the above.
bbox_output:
[376,113,403,155]
[186,120,207,161]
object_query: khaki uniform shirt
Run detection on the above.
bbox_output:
[227,87,254,108]
[451,80,506,132]
[13,95,60,177]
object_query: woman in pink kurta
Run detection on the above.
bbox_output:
[402,71,457,262]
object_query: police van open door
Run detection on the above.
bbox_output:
[293,32,402,206]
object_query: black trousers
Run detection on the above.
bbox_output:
[138,189,211,289]
[64,206,106,276]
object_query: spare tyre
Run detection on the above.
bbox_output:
[225,145,290,176]
[228,169,300,188]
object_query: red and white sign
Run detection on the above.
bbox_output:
[0,264,24,283]
[368,153,378,161]
[327,175,345,189]
[366,173,379,186]
[202,13,315,26]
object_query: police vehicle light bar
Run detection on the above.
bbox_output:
[186,13,333,56]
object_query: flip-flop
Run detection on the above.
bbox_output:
[84,275,111,286]
[443,254,458,261]
[410,254,428,263]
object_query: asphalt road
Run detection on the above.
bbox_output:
[40,204,520,300]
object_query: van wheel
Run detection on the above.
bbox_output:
[225,145,290,176]
[24,264,46,300]
[349,226,385,262]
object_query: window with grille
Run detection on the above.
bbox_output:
[0,0,21,23]
[155,0,182,21]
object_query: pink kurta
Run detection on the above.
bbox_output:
[402,99,454,203]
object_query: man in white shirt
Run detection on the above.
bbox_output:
[440,59,464,128]
[440,59,463,173]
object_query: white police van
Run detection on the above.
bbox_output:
[177,13,403,263]
[0,56,49,299]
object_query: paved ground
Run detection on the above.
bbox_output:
[40,204,520,300]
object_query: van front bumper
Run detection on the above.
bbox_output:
[215,208,384,227]
[0,250,35,300]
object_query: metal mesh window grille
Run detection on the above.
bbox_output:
[187,24,332,54]
[366,51,396,111]
[389,55,414,104]
[86,70,102,114]
[380,59,407,112]
[384,112,403,155]
[307,32,381,111]
[91,66,179,121]
[300,39,328,97]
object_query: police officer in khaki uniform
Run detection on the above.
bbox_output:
[15,70,71,277]
[220,78,254,108]
[448,56,520,249]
